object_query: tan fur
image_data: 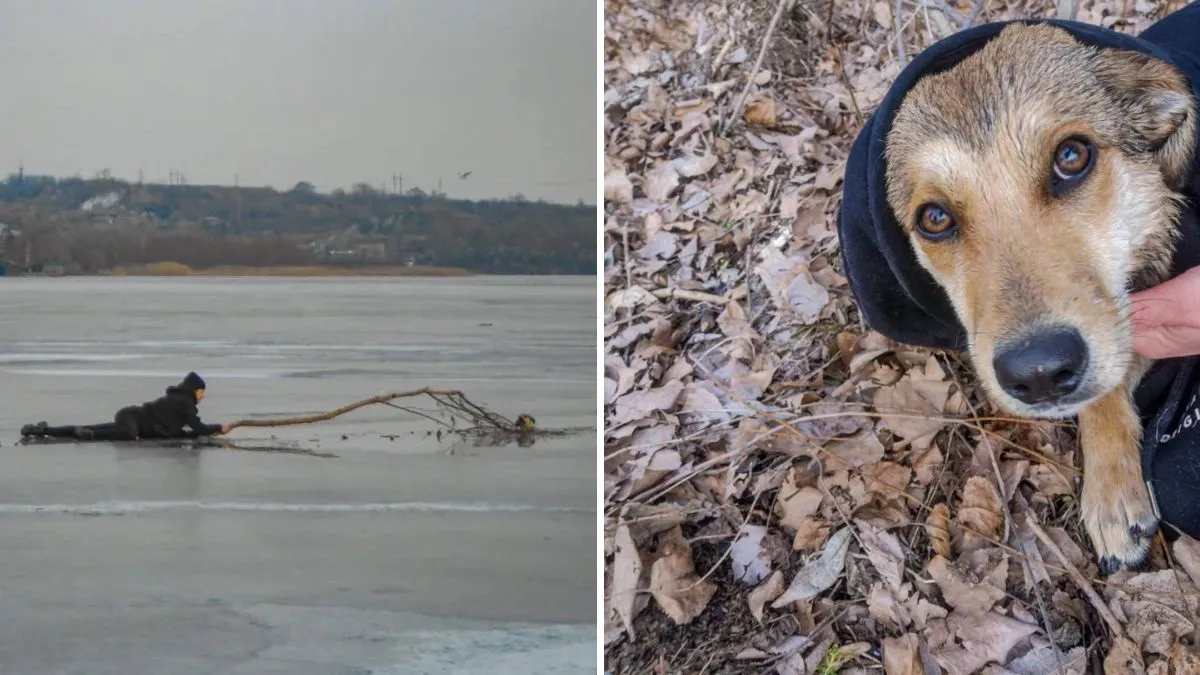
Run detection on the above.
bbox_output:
[884,24,1197,570]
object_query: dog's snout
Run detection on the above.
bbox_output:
[993,328,1088,404]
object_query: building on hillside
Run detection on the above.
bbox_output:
[308,233,390,264]
[358,241,387,263]
[80,192,122,211]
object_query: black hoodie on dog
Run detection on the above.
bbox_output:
[836,3,1200,538]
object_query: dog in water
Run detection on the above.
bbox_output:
[838,5,1200,573]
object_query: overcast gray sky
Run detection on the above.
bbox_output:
[0,0,595,204]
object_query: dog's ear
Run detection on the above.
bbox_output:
[1094,49,1196,190]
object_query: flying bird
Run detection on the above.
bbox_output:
[458,171,472,180]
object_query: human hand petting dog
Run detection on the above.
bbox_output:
[1132,266,1200,359]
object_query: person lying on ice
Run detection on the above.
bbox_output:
[20,372,231,441]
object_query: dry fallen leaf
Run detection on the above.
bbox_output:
[744,99,777,127]
[1107,570,1199,655]
[926,554,1007,616]
[786,272,832,325]
[935,610,1039,675]
[857,519,906,592]
[958,476,1003,554]
[622,50,653,74]
[860,461,913,502]
[772,636,815,675]
[824,430,886,468]
[644,161,680,202]
[679,383,733,425]
[773,526,853,607]
[872,359,951,450]
[1104,637,1145,675]
[792,517,831,551]
[755,248,830,324]
[717,298,757,342]
[672,153,718,178]
[1001,644,1086,675]
[1014,519,1052,589]
[619,502,691,546]
[609,380,684,427]
[926,503,952,558]
[911,444,944,485]
[1171,533,1200,587]
[1161,641,1200,674]
[612,524,645,638]
[868,582,912,630]
[872,1,893,27]
[648,526,717,625]
[638,231,679,261]
[731,525,774,584]
[1025,463,1075,499]
[882,633,927,675]
[730,365,774,401]
[605,167,635,205]
[747,569,784,622]
[777,472,824,532]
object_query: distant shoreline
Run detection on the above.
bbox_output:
[94,263,476,278]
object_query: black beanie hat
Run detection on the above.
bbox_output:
[180,371,206,392]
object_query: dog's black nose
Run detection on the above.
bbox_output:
[993,328,1088,404]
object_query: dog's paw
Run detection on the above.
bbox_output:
[1081,479,1158,574]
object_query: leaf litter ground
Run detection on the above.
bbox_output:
[602,0,1200,672]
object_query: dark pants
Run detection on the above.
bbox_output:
[39,407,143,441]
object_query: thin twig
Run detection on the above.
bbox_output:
[1056,0,1080,21]
[651,287,729,304]
[683,479,763,591]
[224,388,526,435]
[723,0,791,135]
[1019,533,1067,675]
[832,44,864,127]
[945,357,1067,675]
[921,0,968,26]
[623,220,633,290]
[381,402,453,428]
[961,0,986,27]
[1029,519,1127,639]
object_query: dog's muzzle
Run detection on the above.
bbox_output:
[993,326,1089,406]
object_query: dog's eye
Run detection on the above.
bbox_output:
[1052,138,1095,182]
[916,204,956,239]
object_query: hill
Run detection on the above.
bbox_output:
[0,173,596,275]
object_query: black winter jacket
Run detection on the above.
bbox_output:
[124,385,222,438]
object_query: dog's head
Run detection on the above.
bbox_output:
[884,24,1197,418]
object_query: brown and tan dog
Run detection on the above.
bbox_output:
[881,24,1197,571]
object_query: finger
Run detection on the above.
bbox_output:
[1131,289,1184,330]
[1133,329,1175,359]
[1131,266,1200,326]
[1134,323,1200,359]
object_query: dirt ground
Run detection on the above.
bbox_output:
[602,0,1200,672]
